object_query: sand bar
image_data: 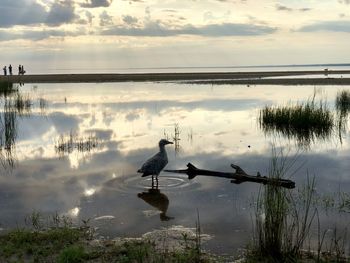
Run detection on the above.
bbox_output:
[1,70,350,84]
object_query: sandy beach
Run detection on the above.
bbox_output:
[1,70,350,84]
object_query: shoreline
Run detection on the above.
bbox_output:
[0,70,350,84]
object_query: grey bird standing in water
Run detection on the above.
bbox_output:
[137,139,173,187]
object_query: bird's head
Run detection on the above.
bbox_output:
[159,139,173,147]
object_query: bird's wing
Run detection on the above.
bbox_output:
[138,152,168,176]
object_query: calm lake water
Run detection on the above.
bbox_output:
[0,82,349,256]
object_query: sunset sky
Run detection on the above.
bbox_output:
[1,0,350,71]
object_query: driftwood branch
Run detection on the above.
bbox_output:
[164,163,295,189]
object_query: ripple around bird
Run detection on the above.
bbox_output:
[104,174,200,194]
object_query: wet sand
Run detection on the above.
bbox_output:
[1,70,350,84]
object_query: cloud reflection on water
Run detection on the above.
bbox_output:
[0,82,349,255]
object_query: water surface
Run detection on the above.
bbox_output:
[0,82,349,255]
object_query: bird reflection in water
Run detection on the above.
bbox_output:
[138,186,174,221]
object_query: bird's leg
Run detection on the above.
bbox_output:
[151,175,155,189]
[156,176,159,189]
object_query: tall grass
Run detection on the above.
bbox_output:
[259,98,334,147]
[250,148,317,261]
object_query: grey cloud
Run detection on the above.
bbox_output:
[338,0,350,4]
[0,28,85,41]
[46,0,77,26]
[0,0,47,27]
[162,9,178,13]
[122,0,144,3]
[0,0,79,28]
[299,7,312,12]
[125,112,140,122]
[81,0,113,8]
[276,4,293,11]
[99,11,114,26]
[298,20,350,33]
[85,11,94,24]
[122,15,138,25]
[276,4,312,12]
[101,22,277,37]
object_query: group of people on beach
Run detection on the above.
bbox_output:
[2,64,26,76]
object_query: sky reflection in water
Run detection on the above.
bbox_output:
[0,82,349,255]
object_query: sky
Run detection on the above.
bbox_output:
[0,0,350,71]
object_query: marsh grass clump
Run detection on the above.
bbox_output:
[259,98,334,147]
[248,148,317,262]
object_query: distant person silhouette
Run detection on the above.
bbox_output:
[3,66,7,76]
[9,64,12,75]
[18,65,21,75]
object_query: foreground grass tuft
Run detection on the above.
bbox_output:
[0,211,216,262]
[0,228,214,262]
[58,245,87,263]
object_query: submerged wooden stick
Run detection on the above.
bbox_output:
[164,163,295,189]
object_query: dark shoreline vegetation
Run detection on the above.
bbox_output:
[0,212,216,263]
[1,70,350,84]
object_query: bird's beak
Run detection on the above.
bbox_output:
[166,141,174,145]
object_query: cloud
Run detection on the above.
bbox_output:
[298,20,350,33]
[99,11,114,26]
[276,4,293,11]
[122,15,138,25]
[276,4,312,12]
[0,28,85,41]
[46,0,77,26]
[0,0,47,27]
[0,0,78,28]
[85,11,94,24]
[80,0,113,8]
[101,21,277,37]
[338,0,350,4]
